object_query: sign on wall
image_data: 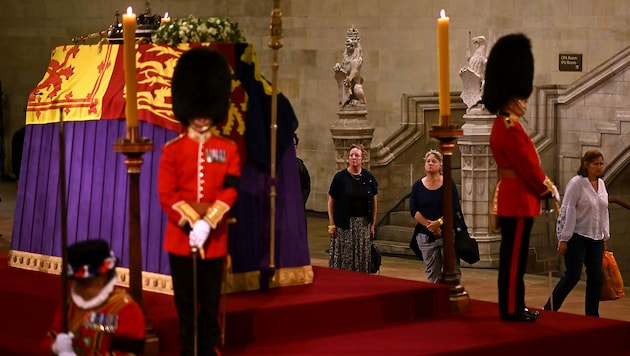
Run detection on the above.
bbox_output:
[559,54,583,72]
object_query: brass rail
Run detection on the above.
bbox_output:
[609,197,630,211]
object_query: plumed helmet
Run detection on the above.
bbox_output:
[67,239,117,280]
[171,47,232,126]
[482,33,534,114]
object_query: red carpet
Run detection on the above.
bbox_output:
[224,298,630,355]
[2,255,630,355]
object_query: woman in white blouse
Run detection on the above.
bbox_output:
[544,150,609,316]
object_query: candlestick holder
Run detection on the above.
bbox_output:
[112,130,158,355]
[429,123,470,313]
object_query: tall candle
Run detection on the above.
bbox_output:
[161,12,170,25]
[122,6,138,131]
[437,9,450,126]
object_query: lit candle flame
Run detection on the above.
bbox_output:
[122,6,138,133]
[437,8,450,125]
[161,12,171,25]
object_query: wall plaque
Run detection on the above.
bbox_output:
[559,54,582,72]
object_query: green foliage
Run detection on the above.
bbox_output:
[152,16,247,45]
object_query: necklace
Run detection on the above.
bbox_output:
[348,168,362,180]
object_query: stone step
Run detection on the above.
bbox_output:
[373,239,416,257]
[388,210,416,227]
[376,224,415,244]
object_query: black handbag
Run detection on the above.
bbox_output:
[409,231,423,261]
[369,243,382,274]
[454,211,480,264]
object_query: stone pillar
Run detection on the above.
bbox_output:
[330,104,374,170]
[459,108,500,268]
[456,31,501,268]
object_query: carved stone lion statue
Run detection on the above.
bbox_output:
[333,26,366,107]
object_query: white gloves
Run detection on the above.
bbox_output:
[549,184,561,214]
[189,219,211,248]
[550,184,560,202]
[52,332,76,356]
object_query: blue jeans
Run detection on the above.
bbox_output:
[544,233,604,316]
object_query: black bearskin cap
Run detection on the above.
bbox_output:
[171,47,232,126]
[482,33,534,114]
[67,239,117,280]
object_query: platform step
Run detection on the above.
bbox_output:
[224,266,449,344]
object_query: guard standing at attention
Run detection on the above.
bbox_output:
[484,33,560,322]
[158,47,241,355]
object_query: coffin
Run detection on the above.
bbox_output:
[9,42,313,293]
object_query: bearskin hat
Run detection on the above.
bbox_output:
[482,33,534,114]
[171,47,232,126]
[67,239,117,280]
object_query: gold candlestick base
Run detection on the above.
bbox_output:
[113,135,154,174]
[429,123,470,313]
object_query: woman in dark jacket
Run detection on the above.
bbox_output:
[327,144,378,273]
[409,149,461,283]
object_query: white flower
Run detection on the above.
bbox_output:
[152,15,246,45]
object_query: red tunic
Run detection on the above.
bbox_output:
[490,114,549,217]
[43,288,146,355]
[157,130,241,258]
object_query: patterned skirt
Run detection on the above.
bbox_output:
[329,216,371,273]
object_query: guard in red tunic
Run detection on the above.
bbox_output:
[157,47,240,356]
[484,33,559,322]
[43,239,146,355]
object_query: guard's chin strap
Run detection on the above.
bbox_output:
[71,276,117,310]
[513,97,527,113]
[192,125,210,134]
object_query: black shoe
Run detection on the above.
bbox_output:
[523,308,540,320]
[501,311,538,322]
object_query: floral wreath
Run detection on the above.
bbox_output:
[152,15,247,45]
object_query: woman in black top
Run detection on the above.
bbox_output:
[327,144,378,272]
[410,149,461,282]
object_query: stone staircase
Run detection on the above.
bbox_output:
[374,197,417,258]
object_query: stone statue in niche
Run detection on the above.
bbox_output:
[333,26,366,107]
[459,33,490,111]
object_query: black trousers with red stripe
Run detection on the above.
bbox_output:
[497,216,534,317]
[169,253,224,356]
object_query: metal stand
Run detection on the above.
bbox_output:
[268,0,282,269]
[542,199,558,310]
[430,124,470,313]
[113,130,159,355]
[191,247,199,356]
